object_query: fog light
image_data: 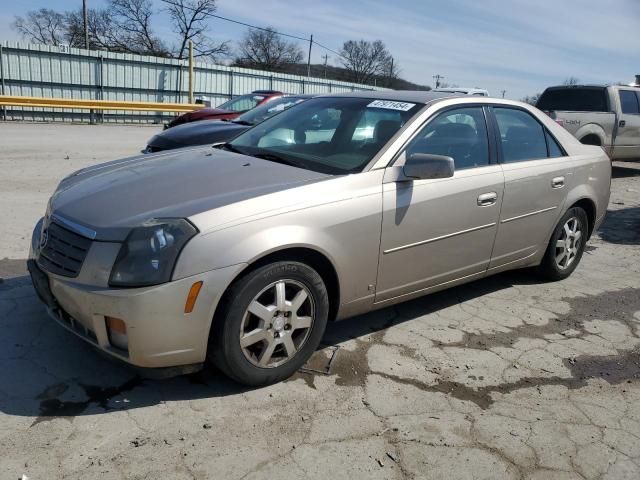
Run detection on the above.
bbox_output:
[106,316,129,351]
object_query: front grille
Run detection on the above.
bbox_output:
[38,221,92,277]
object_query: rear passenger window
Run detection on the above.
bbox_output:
[546,131,564,158]
[619,91,640,114]
[405,107,489,170]
[494,108,548,162]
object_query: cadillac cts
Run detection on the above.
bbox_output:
[28,92,611,386]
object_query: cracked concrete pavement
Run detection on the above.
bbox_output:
[1,123,639,479]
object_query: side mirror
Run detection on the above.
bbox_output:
[402,153,455,180]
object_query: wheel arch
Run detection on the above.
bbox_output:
[568,197,597,239]
[574,123,607,148]
[212,246,342,328]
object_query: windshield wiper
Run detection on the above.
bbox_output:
[231,119,254,126]
[251,152,306,169]
[221,142,248,155]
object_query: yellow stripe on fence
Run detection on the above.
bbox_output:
[0,95,203,112]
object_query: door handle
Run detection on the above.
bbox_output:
[619,120,626,128]
[551,176,565,189]
[477,192,497,207]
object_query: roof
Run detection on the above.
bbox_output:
[434,87,489,94]
[317,90,457,103]
[544,84,639,90]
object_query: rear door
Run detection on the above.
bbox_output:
[614,89,640,159]
[489,107,571,269]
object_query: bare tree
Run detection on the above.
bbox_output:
[160,0,230,60]
[563,77,580,86]
[339,40,392,85]
[235,27,303,71]
[521,93,541,105]
[108,0,168,55]
[12,9,67,46]
[65,8,133,52]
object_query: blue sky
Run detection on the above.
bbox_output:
[1,0,638,99]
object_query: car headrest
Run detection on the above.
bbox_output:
[506,126,533,143]
[374,120,402,144]
[434,123,476,139]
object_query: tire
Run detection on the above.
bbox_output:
[209,261,329,386]
[537,207,589,281]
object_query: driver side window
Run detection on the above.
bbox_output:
[405,107,490,170]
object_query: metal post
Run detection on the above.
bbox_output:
[188,40,194,104]
[306,35,313,77]
[0,44,6,121]
[228,70,233,99]
[176,64,182,103]
[269,75,273,91]
[99,55,104,123]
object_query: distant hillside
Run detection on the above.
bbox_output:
[238,61,431,91]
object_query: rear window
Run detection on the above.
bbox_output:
[536,88,608,112]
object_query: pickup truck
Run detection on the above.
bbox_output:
[536,84,640,160]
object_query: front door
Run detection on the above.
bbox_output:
[376,106,504,303]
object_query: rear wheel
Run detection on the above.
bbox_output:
[209,261,329,386]
[537,207,588,281]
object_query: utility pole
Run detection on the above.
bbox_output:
[501,90,506,98]
[84,0,93,123]
[306,34,313,77]
[388,57,394,88]
[83,0,89,49]
[188,40,194,104]
[321,54,329,79]
[433,74,444,88]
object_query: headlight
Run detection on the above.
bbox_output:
[109,218,198,287]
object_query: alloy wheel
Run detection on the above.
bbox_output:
[239,279,315,368]
[555,216,583,270]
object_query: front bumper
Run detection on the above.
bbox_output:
[28,258,244,370]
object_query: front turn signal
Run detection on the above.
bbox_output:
[184,281,203,313]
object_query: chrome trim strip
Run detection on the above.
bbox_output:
[51,213,97,240]
[501,206,557,224]
[383,222,496,254]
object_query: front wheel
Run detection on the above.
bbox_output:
[209,261,329,386]
[537,207,589,281]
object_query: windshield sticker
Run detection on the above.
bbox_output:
[367,100,416,111]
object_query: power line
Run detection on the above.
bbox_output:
[158,0,348,62]
[311,39,348,62]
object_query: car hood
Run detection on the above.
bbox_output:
[50,147,330,241]
[188,108,234,120]
[147,120,248,151]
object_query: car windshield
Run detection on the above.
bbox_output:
[235,96,308,126]
[218,93,266,112]
[227,97,424,174]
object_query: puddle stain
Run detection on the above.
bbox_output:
[372,348,640,410]
[597,207,640,246]
[317,287,640,408]
[32,376,142,426]
[449,287,640,351]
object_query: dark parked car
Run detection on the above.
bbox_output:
[145,95,311,153]
[165,90,283,129]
